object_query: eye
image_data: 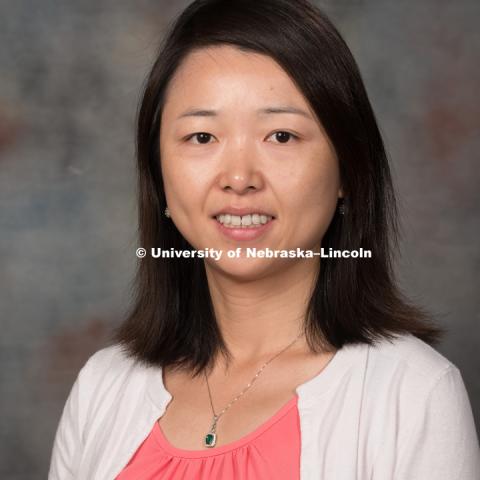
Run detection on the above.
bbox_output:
[267,131,299,144]
[184,132,215,144]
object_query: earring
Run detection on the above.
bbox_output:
[338,199,346,215]
[164,207,171,218]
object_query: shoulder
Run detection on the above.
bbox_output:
[367,332,457,382]
[75,343,152,411]
[78,343,147,387]
[82,343,136,372]
[354,333,466,423]
[363,337,480,476]
[75,344,155,434]
[49,343,152,475]
[360,333,472,434]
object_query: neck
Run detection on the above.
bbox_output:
[204,258,320,368]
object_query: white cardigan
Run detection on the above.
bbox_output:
[48,333,480,479]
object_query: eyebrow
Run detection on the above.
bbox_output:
[176,106,313,120]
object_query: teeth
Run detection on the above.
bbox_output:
[216,213,273,228]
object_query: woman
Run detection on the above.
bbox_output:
[48,0,480,478]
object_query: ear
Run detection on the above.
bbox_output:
[337,186,344,198]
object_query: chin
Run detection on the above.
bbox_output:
[206,255,286,282]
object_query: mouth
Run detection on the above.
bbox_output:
[213,213,275,229]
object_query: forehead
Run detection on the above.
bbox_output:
[163,45,311,111]
[174,45,285,77]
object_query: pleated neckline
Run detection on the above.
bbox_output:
[153,394,298,458]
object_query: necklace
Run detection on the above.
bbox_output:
[203,331,304,448]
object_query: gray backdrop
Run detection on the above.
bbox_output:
[1,0,478,477]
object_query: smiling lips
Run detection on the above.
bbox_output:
[216,213,274,228]
[211,206,276,240]
[213,214,275,241]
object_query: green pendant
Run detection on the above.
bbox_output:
[205,415,218,448]
[205,432,217,447]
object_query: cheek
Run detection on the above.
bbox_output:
[161,150,209,213]
[280,152,340,209]
[161,157,206,246]
[161,159,217,251]
[303,167,339,210]
[277,154,340,240]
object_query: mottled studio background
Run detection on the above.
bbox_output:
[1,0,479,477]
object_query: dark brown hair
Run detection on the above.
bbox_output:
[111,0,445,377]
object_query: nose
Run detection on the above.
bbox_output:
[218,139,264,194]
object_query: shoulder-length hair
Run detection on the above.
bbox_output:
[112,0,445,377]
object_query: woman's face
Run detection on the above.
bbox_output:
[160,45,342,277]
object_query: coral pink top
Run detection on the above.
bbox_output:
[116,394,300,479]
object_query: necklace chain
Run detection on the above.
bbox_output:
[203,331,304,447]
